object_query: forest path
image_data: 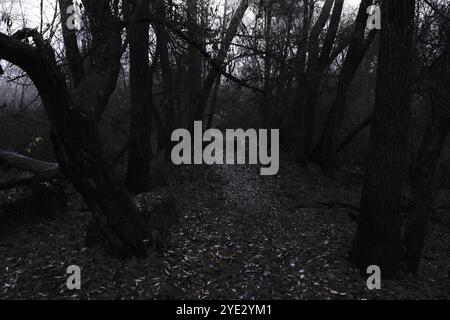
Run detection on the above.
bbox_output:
[158,162,361,299]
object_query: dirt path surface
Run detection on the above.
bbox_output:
[0,159,449,299]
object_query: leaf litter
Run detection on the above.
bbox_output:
[0,157,449,299]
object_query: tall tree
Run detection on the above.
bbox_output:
[126,0,153,194]
[350,0,416,278]
[0,1,149,257]
[154,0,175,154]
[261,0,273,128]
[207,0,228,129]
[292,0,334,164]
[311,0,376,175]
[403,24,450,274]
[301,0,344,158]
[185,0,203,127]
[193,0,250,122]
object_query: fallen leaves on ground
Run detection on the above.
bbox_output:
[0,157,449,299]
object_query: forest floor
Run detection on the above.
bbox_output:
[0,155,449,299]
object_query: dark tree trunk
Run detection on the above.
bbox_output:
[58,0,85,88]
[350,0,415,278]
[154,0,175,155]
[290,0,312,165]
[207,77,220,129]
[336,113,373,154]
[206,0,228,130]
[261,1,273,128]
[403,33,450,274]
[46,64,148,258]
[402,115,450,274]
[302,0,344,158]
[311,0,375,175]
[125,1,153,194]
[186,0,203,127]
[294,0,334,160]
[0,8,149,257]
[194,0,250,122]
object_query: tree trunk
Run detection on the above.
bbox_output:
[206,0,228,130]
[290,0,312,165]
[0,13,149,258]
[295,0,334,159]
[336,113,373,154]
[58,0,84,88]
[403,31,450,274]
[402,115,450,274]
[261,1,273,128]
[350,0,415,278]
[154,0,175,155]
[125,1,153,194]
[185,0,203,127]
[194,0,250,121]
[302,0,344,158]
[311,0,375,175]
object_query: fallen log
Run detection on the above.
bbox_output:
[0,150,59,172]
[0,150,68,236]
[0,150,61,190]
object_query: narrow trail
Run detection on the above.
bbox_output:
[158,162,449,299]
[158,163,364,299]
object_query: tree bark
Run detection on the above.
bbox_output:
[350,0,415,278]
[261,1,273,128]
[194,0,250,122]
[0,8,149,257]
[403,115,450,274]
[311,0,376,174]
[154,0,175,154]
[185,0,203,127]
[302,0,344,157]
[295,0,335,159]
[336,113,373,154]
[58,0,85,88]
[402,30,450,274]
[125,1,153,194]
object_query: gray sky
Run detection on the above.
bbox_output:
[0,0,363,31]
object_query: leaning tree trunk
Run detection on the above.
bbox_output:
[295,0,334,159]
[0,20,149,257]
[302,0,344,158]
[311,0,374,175]
[350,0,415,278]
[194,0,250,122]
